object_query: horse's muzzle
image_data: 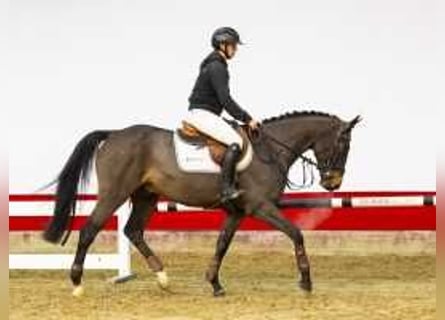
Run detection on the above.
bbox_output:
[320,170,343,191]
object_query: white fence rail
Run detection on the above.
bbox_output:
[9,200,133,283]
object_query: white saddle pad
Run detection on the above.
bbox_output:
[173,133,253,173]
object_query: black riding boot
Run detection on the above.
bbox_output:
[220,143,243,203]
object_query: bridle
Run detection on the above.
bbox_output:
[251,126,346,190]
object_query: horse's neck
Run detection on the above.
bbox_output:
[263,117,332,167]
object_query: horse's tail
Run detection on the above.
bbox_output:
[43,130,112,245]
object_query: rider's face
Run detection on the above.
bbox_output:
[220,43,237,59]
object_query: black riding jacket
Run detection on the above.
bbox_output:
[188,51,253,124]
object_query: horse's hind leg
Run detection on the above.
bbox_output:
[70,192,129,296]
[124,188,168,289]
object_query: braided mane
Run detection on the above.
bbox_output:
[261,110,340,124]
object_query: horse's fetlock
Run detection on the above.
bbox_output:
[70,264,83,286]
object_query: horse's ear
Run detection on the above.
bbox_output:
[343,115,362,133]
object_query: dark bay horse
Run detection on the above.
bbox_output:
[43,110,361,297]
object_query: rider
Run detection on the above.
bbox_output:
[186,27,260,203]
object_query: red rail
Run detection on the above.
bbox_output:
[9,191,436,231]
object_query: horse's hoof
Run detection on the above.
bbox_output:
[156,271,169,290]
[298,280,312,293]
[213,288,226,297]
[72,285,84,297]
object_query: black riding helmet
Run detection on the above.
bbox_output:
[211,27,244,49]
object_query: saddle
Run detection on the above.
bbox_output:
[176,120,251,165]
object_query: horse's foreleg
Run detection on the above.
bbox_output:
[252,201,312,292]
[206,209,242,297]
[124,189,168,289]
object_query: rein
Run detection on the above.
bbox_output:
[250,127,317,190]
[258,128,319,169]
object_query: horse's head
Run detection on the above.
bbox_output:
[311,115,361,191]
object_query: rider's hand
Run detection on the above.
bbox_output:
[248,119,260,131]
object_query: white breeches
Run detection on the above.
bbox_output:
[184,109,243,147]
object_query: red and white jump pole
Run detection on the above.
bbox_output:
[9,191,436,283]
